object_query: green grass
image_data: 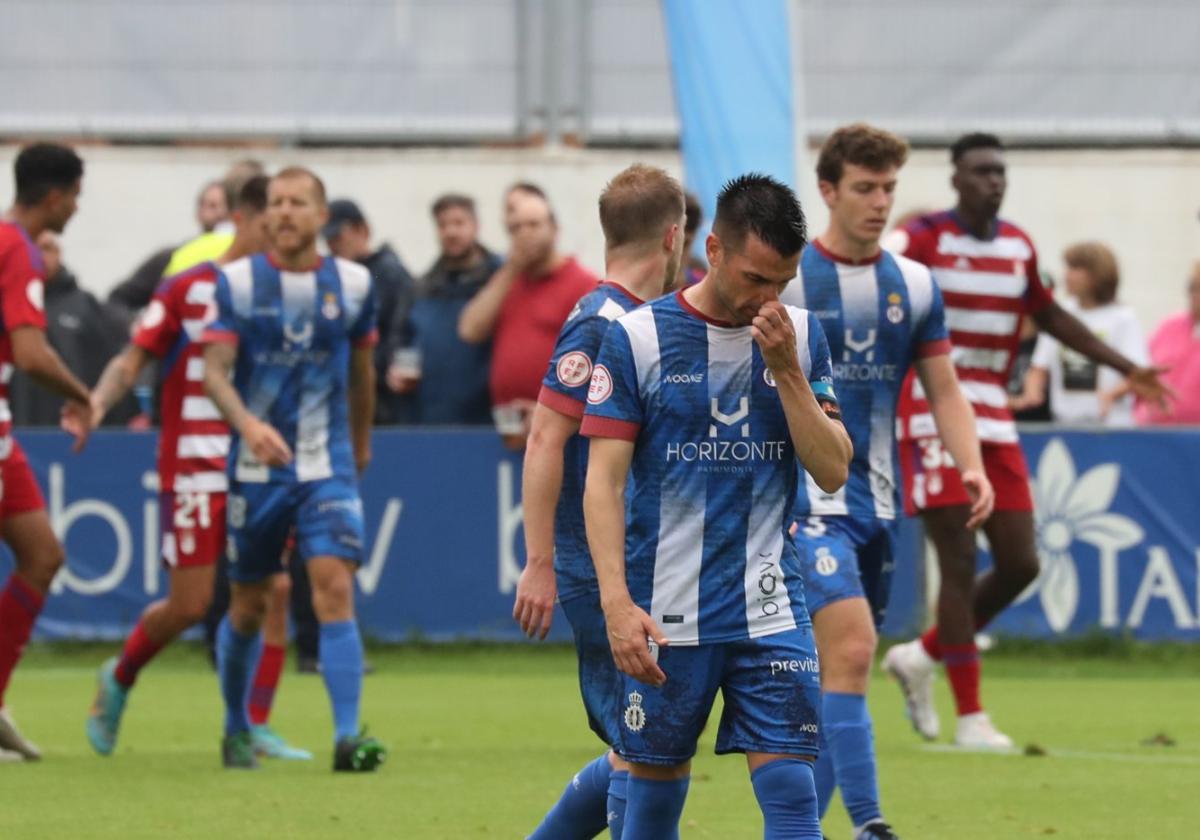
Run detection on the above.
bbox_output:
[2,641,1198,838]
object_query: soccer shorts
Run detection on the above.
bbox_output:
[613,626,821,766]
[226,476,366,584]
[795,515,898,629]
[900,439,1034,515]
[560,589,622,747]
[0,441,46,518]
[160,490,227,569]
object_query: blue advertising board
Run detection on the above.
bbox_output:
[1,427,1197,642]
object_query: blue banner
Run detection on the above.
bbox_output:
[2,428,1197,642]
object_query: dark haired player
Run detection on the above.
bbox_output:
[883,133,1170,749]
[0,143,93,762]
[583,174,852,837]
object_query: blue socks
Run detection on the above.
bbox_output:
[528,752,613,840]
[751,758,822,839]
[623,775,689,840]
[812,732,837,817]
[607,769,628,839]
[319,620,364,742]
[216,616,261,736]
[823,691,882,828]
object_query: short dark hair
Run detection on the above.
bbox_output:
[684,191,703,236]
[14,143,84,206]
[816,123,909,186]
[712,173,807,257]
[951,132,1004,164]
[431,193,476,218]
[272,166,327,205]
[507,181,547,202]
[223,159,266,209]
[235,175,269,214]
[598,164,685,250]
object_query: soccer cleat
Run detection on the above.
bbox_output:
[855,819,901,839]
[86,657,129,756]
[251,724,313,760]
[222,731,260,769]
[881,640,939,741]
[333,728,387,772]
[0,746,23,763]
[0,707,41,760]
[954,711,1014,751]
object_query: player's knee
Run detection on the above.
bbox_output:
[312,571,354,616]
[1003,551,1040,590]
[825,634,876,686]
[19,541,65,590]
[170,589,213,627]
[269,572,291,605]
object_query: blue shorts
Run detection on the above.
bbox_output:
[226,476,366,584]
[613,626,821,766]
[795,515,898,629]
[560,590,621,747]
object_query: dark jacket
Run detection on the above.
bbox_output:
[10,267,137,426]
[362,244,417,425]
[390,246,501,426]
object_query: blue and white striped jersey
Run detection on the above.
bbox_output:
[537,281,645,601]
[204,253,378,484]
[580,290,838,646]
[782,241,949,520]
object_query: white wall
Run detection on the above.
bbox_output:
[1,143,1196,332]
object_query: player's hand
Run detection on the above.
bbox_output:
[960,468,995,529]
[60,397,95,453]
[751,301,799,374]
[385,365,419,394]
[243,417,293,467]
[354,446,371,475]
[513,559,557,640]
[604,598,668,687]
[1126,366,1174,412]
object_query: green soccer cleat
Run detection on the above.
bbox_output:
[332,728,387,772]
[251,724,313,760]
[85,657,128,757]
[222,731,260,769]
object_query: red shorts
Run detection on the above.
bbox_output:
[0,441,46,517]
[161,491,227,568]
[900,439,1034,516]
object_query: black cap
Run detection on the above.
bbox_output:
[322,199,367,241]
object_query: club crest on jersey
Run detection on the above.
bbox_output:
[179,531,196,556]
[763,368,777,388]
[623,690,646,733]
[814,546,838,576]
[886,292,905,324]
[321,292,340,320]
[26,279,44,312]
[556,351,593,388]
[587,365,613,405]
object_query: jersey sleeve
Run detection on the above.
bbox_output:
[538,309,609,420]
[804,312,838,404]
[916,278,952,358]
[0,236,47,332]
[350,275,380,348]
[1022,242,1054,314]
[580,321,643,441]
[132,283,184,358]
[200,271,239,345]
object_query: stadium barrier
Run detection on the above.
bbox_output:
[2,427,1197,642]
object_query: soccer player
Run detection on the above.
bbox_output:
[201,167,385,771]
[0,143,94,762]
[514,164,686,838]
[583,174,852,838]
[83,175,309,761]
[882,133,1171,748]
[782,125,994,840]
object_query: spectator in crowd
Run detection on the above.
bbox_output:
[9,232,134,426]
[669,191,707,291]
[1136,262,1200,424]
[108,162,263,319]
[458,183,598,448]
[384,193,501,425]
[1014,242,1147,425]
[322,198,417,425]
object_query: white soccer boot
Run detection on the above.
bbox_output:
[954,711,1014,751]
[881,639,939,740]
[0,707,42,760]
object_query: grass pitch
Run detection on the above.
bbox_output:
[2,641,1197,838]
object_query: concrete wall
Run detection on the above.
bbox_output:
[1,144,1196,333]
